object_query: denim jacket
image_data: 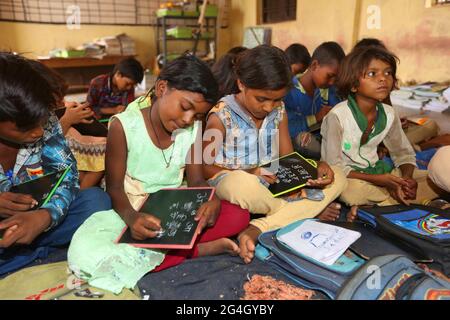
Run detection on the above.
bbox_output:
[209,94,284,171]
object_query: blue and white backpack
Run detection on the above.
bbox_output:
[255,219,365,299]
[256,219,450,300]
[337,255,450,300]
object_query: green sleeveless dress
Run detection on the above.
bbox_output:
[68,107,199,294]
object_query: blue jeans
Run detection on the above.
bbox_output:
[0,187,111,276]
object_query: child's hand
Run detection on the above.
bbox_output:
[378,174,409,189]
[128,212,162,240]
[402,177,418,200]
[315,105,332,123]
[0,192,38,218]
[195,196,221,233]
[377,174,410,205]
[0,209,51,248]
[388,184,409,205]
[63,102,94,126]
[250,167,279,185]
[306,162,334,188]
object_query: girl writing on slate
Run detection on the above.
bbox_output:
[321,46,442,222]
[68,54,250,294]
[202,45,347,264]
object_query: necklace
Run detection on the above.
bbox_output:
[148,107,175,168]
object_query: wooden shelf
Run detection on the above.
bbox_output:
[156,15,217,20]
[37,55,136,93]
[159,37,214,41]
[156,14,217,67]
[37,55,135,69]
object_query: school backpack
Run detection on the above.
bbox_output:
[255,219,366,299]
[337,254,450,300]
[357,204,450,276]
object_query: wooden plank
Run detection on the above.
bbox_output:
[352,0,363,48]
[37,55,135,69]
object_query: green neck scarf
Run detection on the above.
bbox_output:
[350,161,393,175]
[347,94,387,145]
[347,95,392,175]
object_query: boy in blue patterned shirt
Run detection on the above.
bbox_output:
[283,42,345,159]
[0,53,112,275]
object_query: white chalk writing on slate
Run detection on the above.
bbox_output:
[184,201,194,211]
[276,164,313,184]
[162,190,211,239]
[184,222,194,233]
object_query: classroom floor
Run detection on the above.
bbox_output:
[0,244,329,300]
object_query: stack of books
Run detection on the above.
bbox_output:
[390,83,450,113]
[117,33,136,56]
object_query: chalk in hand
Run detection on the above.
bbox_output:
[155,229,165,238]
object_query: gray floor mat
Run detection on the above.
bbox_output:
[138,254,328,300]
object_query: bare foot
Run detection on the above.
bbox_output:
[197,238,240,257]
[347,206,358,222]
[318,202,341,221]
[237,225,261,264]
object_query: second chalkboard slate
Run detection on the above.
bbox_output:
[261,152,318,197]
[10,166,72,209]
[116,187,215,249]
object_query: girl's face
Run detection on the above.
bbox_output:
[0,121,44,145]
[355,59,394,102]
[155,80,212,133]
[237,79,288,121]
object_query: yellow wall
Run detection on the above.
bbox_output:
[358,0,450,83]
[227,0,356,52]
[0,20,232,70]
[227,0,450,83]
[262,0,357,53]
[1,0,449,82]
[229,0,257,48]
[0,22,156,68]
